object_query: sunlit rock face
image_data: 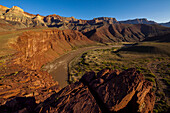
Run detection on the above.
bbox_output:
[0,5,46,28]
[12,29,94,70]
[35,68,155,113]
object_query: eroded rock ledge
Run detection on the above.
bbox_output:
[0,68,155,113]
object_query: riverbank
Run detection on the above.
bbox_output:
[43,45,123,88]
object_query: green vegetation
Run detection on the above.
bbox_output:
[69,42,170,113]
[145,77,155,83]
[163,78,170,85]
[154,100,170,113]
[147,73,156,78]
[69,42,170,83]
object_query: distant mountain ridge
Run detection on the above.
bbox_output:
[119,18,157,24]
[0,5,169,29]
[0,5,170,43]
[160,21,170,27]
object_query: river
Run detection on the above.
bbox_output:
[43,45,123,88]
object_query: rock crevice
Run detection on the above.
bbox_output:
[36,68,155,113]
[0,68,155,113]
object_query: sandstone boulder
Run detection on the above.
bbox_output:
[36,68,155,113]
[36,82,102,113]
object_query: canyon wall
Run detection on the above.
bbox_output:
[13,29,94,69]
[83,24,170,42]
[0,28,94,106]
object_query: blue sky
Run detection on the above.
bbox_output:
[1,0,170,23]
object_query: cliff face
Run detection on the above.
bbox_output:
[0,6,46,29]
[44,14,78,25]
[0,28,94,106]
[0,68,155,113]
[12,29,94,69]
[0,5,9,14]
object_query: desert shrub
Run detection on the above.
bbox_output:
[114,65,120,69]
[147,73,156,78]
[167,64,170,67]
[154,100,169,113]
[123,67,128,70]
[145,77,155,83]
[163,78,170,85]
[145,59,150,62]
[137,69,142,72]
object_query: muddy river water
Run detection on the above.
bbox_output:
[44,45,123,88]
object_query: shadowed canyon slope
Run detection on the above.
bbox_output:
[160,22,170,27]
[0,68,155,113]
[83,24,170,42]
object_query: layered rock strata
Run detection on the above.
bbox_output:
[34,68,155,113]
[12,29,94,70]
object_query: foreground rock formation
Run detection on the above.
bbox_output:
[0,62,60,105]
[0,68,155,113]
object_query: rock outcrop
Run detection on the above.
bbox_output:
[0,5,9,14]
[0,68,155,113]
[94,17,118,24]
[27,68,154,113]
[7,6,24,13]
[0,66,60,105]
[44,14,78,25]
[12,29,94,70]
[0,5,46,29]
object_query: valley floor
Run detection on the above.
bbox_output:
[68,42,170,113]
[43,45,123,88]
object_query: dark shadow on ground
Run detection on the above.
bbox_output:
[0,97,37,113]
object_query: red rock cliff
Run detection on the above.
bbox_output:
[13,29,94,69]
